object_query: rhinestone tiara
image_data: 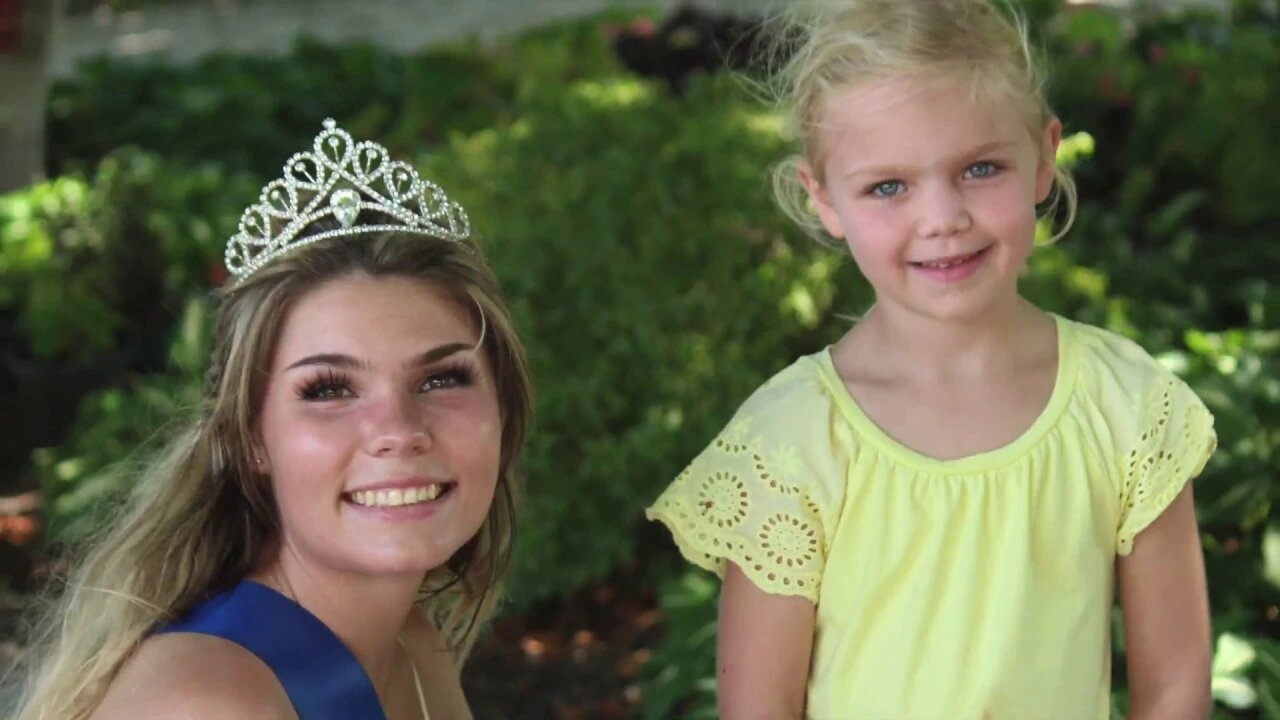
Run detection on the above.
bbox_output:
[224,118,471,282]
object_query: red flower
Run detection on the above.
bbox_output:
[629,17,656,38]
[0,515,39,547]
[209,263,229,287]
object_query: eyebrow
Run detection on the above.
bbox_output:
[284,342,475,372]
[842,140,1018,182]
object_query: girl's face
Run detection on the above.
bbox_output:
[255,273,502,580]
[803,74,1060,323]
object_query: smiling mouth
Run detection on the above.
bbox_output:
[910,246,991,269]
[344,483,455,508]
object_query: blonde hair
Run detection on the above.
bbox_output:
[10,229,533,720]
[769,0,1077,245]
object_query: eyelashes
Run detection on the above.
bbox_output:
[296,368,351,401]
[294,359,477,401]
[861,161,1006,198]
[419,361,475,391]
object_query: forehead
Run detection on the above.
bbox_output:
[819,74,1035,170]
[273,273,475,364]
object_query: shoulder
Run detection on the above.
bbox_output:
[687,351,853,503]
[1070,320,1166,379]
[1067,318,1191,405]
[1064,317,1213,454]
[725,351,845,442]
[93,632,294,720]
[743,352,834,411]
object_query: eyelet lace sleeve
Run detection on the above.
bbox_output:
[646,380,850,602]
[1115,375,1216,555]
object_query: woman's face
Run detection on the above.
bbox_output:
[255,272,502,581]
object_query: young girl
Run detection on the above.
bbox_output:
[647,1,1215,717]
[13,120,532,719]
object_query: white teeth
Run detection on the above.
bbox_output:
[349,485,446,508]
[920,250,980,269]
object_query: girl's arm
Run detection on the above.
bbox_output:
[717,561,816,719]
[1116,484,1212,720]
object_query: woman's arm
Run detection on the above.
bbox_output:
[1116,484,1212,720]
[717,561,816,720]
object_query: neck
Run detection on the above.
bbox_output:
[850,296,1048,382]
[250,546,424,697]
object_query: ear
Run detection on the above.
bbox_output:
[1035,117,1063,204]
[797,160,847,239]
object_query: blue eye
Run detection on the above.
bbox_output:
[964,162,1000,180]
[868,180,906,198]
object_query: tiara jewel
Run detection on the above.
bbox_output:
[224,118,471,282]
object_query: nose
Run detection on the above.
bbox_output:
[916,181,972,239]
[364,393,431,457]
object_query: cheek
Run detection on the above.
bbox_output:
[435,394,503,475]
[836,202,907,257]
[978,184,1040,245]
[265,404,359,473]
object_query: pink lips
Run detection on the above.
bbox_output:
[909,246,990,283]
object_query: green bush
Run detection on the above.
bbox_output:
[0,148,256,366]
[45,14,642,179]
[34,296,210,545]
[0,161,129,363]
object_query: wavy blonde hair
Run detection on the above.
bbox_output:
[11,229,532,720]
[768,0,1078,245]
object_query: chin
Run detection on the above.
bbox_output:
[341,545,457,578]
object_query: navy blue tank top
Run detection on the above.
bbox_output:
[157,580,386,719]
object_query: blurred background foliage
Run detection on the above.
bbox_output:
[0,0,1277,717]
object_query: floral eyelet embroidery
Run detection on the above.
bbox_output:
[759,512,818,569]
[1116,379,1215,554]
[696,470,750,529]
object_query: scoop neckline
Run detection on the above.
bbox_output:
[816,313,1080,474]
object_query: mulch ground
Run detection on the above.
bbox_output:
[463,572,665,720]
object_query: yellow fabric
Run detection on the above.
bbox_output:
[646,315,1216,720]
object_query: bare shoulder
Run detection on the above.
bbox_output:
[402,606,473,720]
[92,632,295,720]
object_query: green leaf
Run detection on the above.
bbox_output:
[1212,675,1258,710]
[1214,633,1258,677]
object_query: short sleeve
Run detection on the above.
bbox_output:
[645,367,850,602]
[1115,372,1216,555]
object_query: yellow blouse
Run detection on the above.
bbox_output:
[646,315,1216,720]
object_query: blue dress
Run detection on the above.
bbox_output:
[158,580,387,719]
